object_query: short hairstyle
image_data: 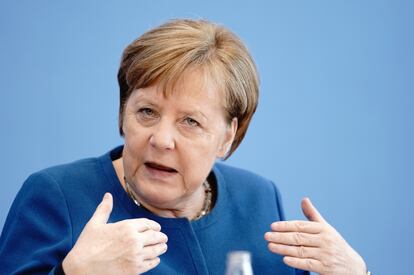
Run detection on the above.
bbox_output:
[117,19,259,159]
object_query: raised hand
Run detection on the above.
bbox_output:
[265,197,367,275]
[62,193,168,275]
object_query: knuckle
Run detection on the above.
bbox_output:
[293,232,303,245]
[120,231,137,246]
[131,245,143,256]
[297,246,305,258]
[122,221,136,233]
[278,221,286,227]
[136,254,144,263]
[145,220,155,229]
[275,221,287,230]
[325,235,336,249]
[321,232,334,245]
[314,222,324,232]
[306,258,315,270]
[143,218,160,229]
[324,248,334,259]
[138,218,150,223]
[296,221,306,231]
[321,224,332,234]
[134,236,144,250]
[137,218,151,228]
[151,245,159,255]
[155,231,165,242]
[320,256,334,270]
[151,230,159,240]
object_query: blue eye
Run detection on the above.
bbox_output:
[138,108,155,117]
[184,117,200,127]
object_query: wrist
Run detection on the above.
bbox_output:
[62,250,83,275]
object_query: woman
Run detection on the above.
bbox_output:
[0,19,369,274]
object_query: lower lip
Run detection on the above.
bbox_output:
[145,164,177,178]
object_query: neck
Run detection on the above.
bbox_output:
[112,157,207,220]
[135,184,206,220]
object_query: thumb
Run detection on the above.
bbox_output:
[89,193,113,224]
[301,197,326,223]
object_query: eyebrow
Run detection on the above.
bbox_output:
[131,93,160,109]
[133,94,209,123]
[182,110,208,123]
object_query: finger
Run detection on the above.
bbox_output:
[283,256,324,273]
[142,243,168,260]
[265,231,320,247]
[268,243,319,259]
[139,230,168,246]
[271,220,323,234]
[301,197,326,223]
[89,193,113,224]
[138,257,161,274]
[127,218,162,232]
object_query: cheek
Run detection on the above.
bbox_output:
[183,133,219,160]
[122,142,141,178]
[180,138,219,180]
[123,127,151,172]
[124,113,151,149]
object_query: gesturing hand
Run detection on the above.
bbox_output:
[265,198,367,275]
[63,193,168,275]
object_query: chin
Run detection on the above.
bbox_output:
[136,182,183,207]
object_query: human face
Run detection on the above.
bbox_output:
[121,69,237,213]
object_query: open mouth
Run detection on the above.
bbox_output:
[145,162,177,173]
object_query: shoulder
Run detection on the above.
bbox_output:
[213,161,279,194]
[14,151,114,221]
[25,146,123,196]
[9,156,104,221]
[23,155,106,196]
[0,155,108,273]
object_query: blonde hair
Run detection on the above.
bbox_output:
[117,19,259,158]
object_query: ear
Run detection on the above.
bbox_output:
[120,112,127,135]
[217,117,238,158]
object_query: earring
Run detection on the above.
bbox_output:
[221,145,230,156]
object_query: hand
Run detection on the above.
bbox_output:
[62,193,168,275]
[264,197,367,275]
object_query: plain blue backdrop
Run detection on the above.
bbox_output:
[1,1,412,274]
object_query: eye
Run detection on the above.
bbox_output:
[138,107,155,117]
[184,117,200,127]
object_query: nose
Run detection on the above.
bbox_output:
[149,119,176,151]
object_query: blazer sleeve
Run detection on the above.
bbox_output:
[0,172,73,274]
[270,181,310,275]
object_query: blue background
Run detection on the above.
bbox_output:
[1,1,412,274]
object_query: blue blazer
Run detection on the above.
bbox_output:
[0,146,308,274]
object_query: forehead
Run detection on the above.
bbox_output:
[133,68,225,110]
